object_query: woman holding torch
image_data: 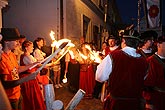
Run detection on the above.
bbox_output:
[79,43,95,98]
[20,40,46,110]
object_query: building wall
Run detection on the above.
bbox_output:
[2,0,59,44]
[2,0,109,46]
[63,0,104,44]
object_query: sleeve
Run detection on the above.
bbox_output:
[0,62,10,75]
[33,49,44,61]
[65,53,70,62]
[23,56,35,65]
[95,55,112,82]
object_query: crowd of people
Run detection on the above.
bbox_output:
[0,27,165,110]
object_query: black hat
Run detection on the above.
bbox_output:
[140,30,158,41]
[1,28,21,41]
[107,35,119,40]
[157,36,165,43]
[123,30,140,40]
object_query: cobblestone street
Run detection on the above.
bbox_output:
[54,83,103,110]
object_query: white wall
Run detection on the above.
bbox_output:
[3,0,59,44]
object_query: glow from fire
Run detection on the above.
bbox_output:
[84,44,102,63]
[50,30,55,40]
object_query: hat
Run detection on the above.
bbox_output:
[140,30,158,41]
[107,35,119,40]
[123,30,140,40]
[157,36,165,43]
[1,28,21,41]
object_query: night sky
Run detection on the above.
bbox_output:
[116,0,165,26]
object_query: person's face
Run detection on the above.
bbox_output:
[80,37,85,44]
[102,43,107,50]
[145,39,154,49]
[108,39,116,47]
[158,42,165,54]
[37,40,44,47]
[26,43,34,53]
[6,40,19,50]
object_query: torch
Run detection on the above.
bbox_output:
[33,42,69,76]
[50,30,57,54]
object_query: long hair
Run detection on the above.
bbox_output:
[22,40,33,52]
[33,37,44,50]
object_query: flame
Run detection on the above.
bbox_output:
[69,50,75,59]
[51,40,58,47]
[92,51,102,63]
[55,39,71,48]
[84,44,102,63]
[85,45,92,51]
[78,50,87,60]
[50,30,55,41]
[51,39,74,65]
[62,78,67,83]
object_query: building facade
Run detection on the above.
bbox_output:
[2,0,121,49]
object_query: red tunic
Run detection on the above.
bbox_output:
[104,50,148,110]
[144,54,165,110]
[20,54,46,110]
[79,64,95,98]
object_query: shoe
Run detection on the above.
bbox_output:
[58,84,63,88]
[55,84,59,88]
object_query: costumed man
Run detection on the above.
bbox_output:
[104,35,121,56]
[0,34,12,110]
[96,30,149,110]
[138,30,158,58]
[0,28,38,110]
[144,35,165,110]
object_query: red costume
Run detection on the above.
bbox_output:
[144,54,165,110]
[104,50,148,110]
[20,54,46,110]
[79,64,95,98]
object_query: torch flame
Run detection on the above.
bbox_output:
[84,44,102,63]
[50,30,55,41]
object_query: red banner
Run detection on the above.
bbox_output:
[145,0,161,29]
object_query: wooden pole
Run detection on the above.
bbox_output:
[44,84,55,110]
[33,42,68,76]
[65,89,85,110]
[137,0,141,33]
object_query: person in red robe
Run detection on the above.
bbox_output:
[79,43,95,98]
[96,30,149,110]
[144,35,165,110]
[20,40,46,110]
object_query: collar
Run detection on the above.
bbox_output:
[141,48,152,53]
[122,46,141,57]
[155,52,165,59]
[109,45,119,51]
